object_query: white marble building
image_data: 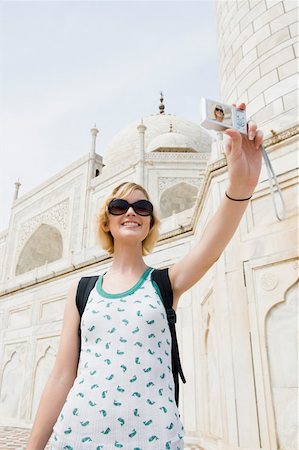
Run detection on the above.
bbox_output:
[0,1,298,449]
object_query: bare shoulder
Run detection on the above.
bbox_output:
[68,278,80,297]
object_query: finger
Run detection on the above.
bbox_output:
[232,102,246,110]
[254,129,264,149]
[224,129,242,156]
[247,120,257,141]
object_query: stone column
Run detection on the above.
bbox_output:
[90,124,99,156]
[13,180,21,201]
[88,124,100,181]
[136,120,147,186]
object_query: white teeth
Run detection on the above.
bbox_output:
[122,222,139,226]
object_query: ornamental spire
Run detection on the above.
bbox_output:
[159,91,165,114]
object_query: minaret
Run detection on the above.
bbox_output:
[89,124,103,180]
[136,119,147,186]
[90,124,99,156]
[13,179,21,201]
[216,0,298,136]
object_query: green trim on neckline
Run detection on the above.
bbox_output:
[96,267,153,298]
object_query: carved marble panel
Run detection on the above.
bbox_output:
[0,342,28,419]
[158,177,201,191]
[146,152,209,161]
[248,180,297,231]
[39,298,65,322]
[8,305,31,328]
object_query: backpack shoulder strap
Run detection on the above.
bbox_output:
[151,268,186,407]
[151,267,173,308]
[76,276,99,318]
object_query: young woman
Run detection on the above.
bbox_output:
[26,108,263,450]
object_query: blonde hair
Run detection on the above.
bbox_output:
[97,182,160,256]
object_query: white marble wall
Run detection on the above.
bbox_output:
[216,0,299,135]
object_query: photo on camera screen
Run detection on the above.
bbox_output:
[210,102,232,126]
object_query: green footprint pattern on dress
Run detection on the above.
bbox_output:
[50,267,184,449]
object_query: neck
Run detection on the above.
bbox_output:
[110,241,148,275]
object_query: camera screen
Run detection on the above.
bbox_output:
[207,102,233,127]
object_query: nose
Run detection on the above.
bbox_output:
[126,206,136,215]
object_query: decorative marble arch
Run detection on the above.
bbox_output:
[158,177,200,192]
[16,199,69,255]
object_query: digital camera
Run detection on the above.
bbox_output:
[200,98,247,134]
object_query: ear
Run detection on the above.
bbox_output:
[102,220,110,232]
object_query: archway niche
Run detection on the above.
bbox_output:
[0,351,23,419]
[266,282,298,450]
[16,223,63,275]
[160,182,198,219]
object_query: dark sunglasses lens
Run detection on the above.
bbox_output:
[216,108,223,113]
[108,199,128,215]
[133,200,153,216]
[108,199,153,216]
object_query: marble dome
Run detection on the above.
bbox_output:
[147,131,198,152]
[103,113,212,167]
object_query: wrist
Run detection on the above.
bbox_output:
[226,183,255,200]
[225,191,252,202]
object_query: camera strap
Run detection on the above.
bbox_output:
[260,144,287,221]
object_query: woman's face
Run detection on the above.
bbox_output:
[106,189,152,246]
[214,106,224,122]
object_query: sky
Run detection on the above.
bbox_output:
[0,0,220,232]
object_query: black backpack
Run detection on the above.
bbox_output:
[76,268,186,406]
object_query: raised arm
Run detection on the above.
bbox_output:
[169,108,263,298]
[26,279,80,450]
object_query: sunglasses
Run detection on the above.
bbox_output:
[108,199,153,216]
[215,107,224,113]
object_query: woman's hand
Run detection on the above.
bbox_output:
[224,103,263,199]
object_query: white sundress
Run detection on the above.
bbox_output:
[50,267,185,450]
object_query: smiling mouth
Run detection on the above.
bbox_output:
[121,222,141,227]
